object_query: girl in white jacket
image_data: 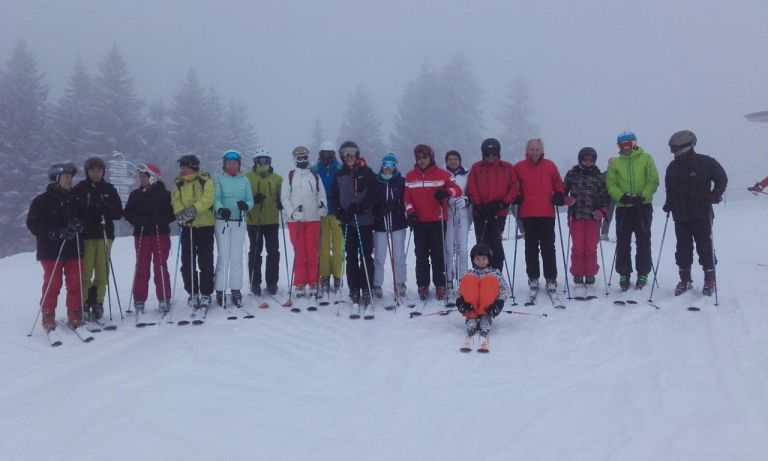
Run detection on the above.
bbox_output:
[280,146,327,297]
[444,150,471,294]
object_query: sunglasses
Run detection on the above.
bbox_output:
[382,160,397,169]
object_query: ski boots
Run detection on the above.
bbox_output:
[158,299,171,315]
[573,275,584,285]
[396,283,407,298]
[636,274,648,289]
[418,286,429,301]
[309,285,319,299]
[231,290,243,307]
[674,268,692,296]
[333,276,342,293]
[320,276,331,295]
[91,303,104,320]
[216,291,224,306]
[199,295,212,309]
[585,275,596,285]
[435,286,446,300]
[134,301,145,314]
[545,279,557,293]
[251,284,261,296]
[619,276,630,292]
[267,284,278,296]
[349,289,361,305]
[187,294,199,308]
[294,285,306,299]
[361,290,372,305]
[702,270,716,296]
[372,286,383,299]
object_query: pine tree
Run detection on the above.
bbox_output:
[169,68,211,158]
[310,118,326,154]
[141,100,176,177]
[91,44,144,158]
[498,76,537,162]
[221,99,258,159]
[51,58,97,159]
[437,52,483,162]
[337,85,385,164]
[391,61,441,160]
[0,40,50,256]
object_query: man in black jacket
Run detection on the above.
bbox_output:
[71,157,124,320]
[663,130,728,296]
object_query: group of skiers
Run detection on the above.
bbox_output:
[27,129,729,338]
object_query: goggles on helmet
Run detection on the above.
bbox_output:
[254,156,271,166]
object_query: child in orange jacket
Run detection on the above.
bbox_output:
[456,244,510,342]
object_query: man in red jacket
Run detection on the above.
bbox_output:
[466,137,520,272]
[514,138,565,297]
[404,144,462,301]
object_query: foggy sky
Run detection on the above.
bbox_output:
[3,0,768,190]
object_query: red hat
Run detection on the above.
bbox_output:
[137,163,161,184]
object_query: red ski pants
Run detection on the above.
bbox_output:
[569,219,600,277]
[132,233,172,303]
[288,221,320,286]
[40,258,83,324]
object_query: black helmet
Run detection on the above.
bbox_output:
[470,243,493,261]
[48,162,78,183]
[481,138,501,158]
[578,147,597,163]
[668,130,697,153]
[339,141,360,158]
[178,154,201,171]
[83,157,106,171]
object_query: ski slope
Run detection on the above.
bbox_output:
[1,197,767,460]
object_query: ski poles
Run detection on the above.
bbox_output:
[555,206,571,300]
[353,214,375,307]
[127,226,144,314]
[27,240,67,336]
[648,211,670,303]
[100,215,115,321]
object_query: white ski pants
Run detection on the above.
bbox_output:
[373,229,407,288]
[445,207,470,283]
[214,220,246,291]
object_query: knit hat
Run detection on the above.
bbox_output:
[481,138,501,157]
[381,153,398,167]
[413,144,434,159]
[445,150,462,163]
[137,163,161,185]
[577,147,597,163]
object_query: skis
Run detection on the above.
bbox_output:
[545,288,566,309]
[572,284,598,301]
[349,303,361,319]
[94,319,117,330]
[61,321,94,343]
[135,309,157,328]
[363,304,375,320]
[524,288,538,306]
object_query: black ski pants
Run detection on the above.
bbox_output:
[414,220,446,288]
[344,223,374,293]
[180,226,215,296]
[615,204,653,277]
[473,215,507,271]
[521,217,557,281]
[674,217,714,271]
[247,224,280,288]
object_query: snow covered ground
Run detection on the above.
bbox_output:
[1,197,767,460]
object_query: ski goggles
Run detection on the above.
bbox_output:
[340,148,357,158]
[381,160,397,169]
[295,154,309,161]
[618,140,635,151]
[254,156,271,166]
[178,157,199,169]
[224,150,241,161]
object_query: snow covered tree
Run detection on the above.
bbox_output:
[220,98,257,158]
[498,76,538,162]
[90,44,144,157]
[140,100,176,176]
[337,85,385,163]
[310,118,326,154]
[51,59,97,159]
[0,40,50,256]
[391,61,442,159]
[169,68,221,165]
[437,52,483,162]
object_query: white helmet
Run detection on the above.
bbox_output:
[319,141,335,152]
[253,147,271,158]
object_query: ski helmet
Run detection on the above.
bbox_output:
[83,157,106,171]
[253,148,271,166]
[668,130,697,153]
[578,147,598,163]
[413,144,434,160]
[319,141,336,153]
[292,146,310,158]
[178,154,201,171]
[470,243,493,261]
[137,163,161,185]
[481,138,501,158]
[48,162,78,183]
[339,141,360,158]
[617,131,637,144]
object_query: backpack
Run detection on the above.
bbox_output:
[288,170,320,193]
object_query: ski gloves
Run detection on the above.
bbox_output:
[406,212,418,229]
[50,218,83,240]
[475,201,506,218]
[619,193,645,206]
[175,206,196,226]
[552,191,565,207]
[236,201,249,211]
[218,208,232,220]
[456,296,504,317]
[253,193,265,204]
[434,188,450,201]
[449,196,468,211]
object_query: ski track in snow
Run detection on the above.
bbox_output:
[1,199,768,460]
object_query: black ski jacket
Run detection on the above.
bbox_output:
[331,158,378,227]
[373,172,407,232]
[71,178,124,240]
[26,184,86,261]
[123,181,175,237]
[664,150,728,222]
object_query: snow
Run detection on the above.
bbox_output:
[1,198,768,460]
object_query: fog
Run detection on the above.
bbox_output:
[3,0,768,186]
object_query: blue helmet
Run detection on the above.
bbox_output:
[617,131,637,144]
[223,150,241,161]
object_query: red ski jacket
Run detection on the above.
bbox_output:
[465,158,520,217]
[514,154,565,218]
[404,164,462,222]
